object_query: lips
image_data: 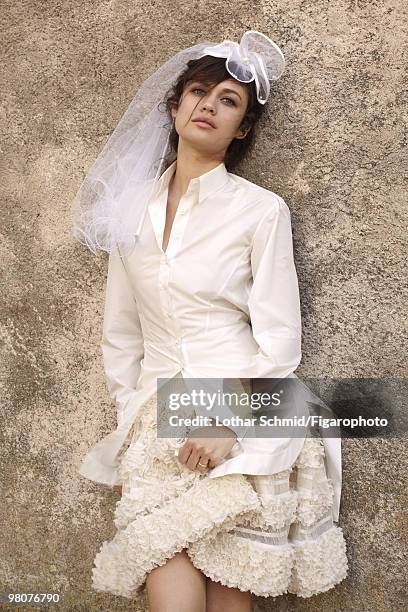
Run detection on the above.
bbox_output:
[192,117,215,128]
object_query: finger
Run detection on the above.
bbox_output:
[207,455,224,469]
[178,441,194,465]
[196,457,210,472]
[191,450,212,472]
[181,441,201,469]
[186,448,201,470]
[184,445,202,470]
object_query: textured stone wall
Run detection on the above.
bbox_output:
[1,1,407,610]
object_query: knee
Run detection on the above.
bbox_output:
[206,605,222,612]
[206,585,252,612]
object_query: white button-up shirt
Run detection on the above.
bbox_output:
[78,159,342,521]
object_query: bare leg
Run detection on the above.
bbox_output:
[206,577,252,612]
[146,548,206,612]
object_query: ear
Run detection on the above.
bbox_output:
[235,124,251,140]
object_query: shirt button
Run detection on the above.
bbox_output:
[166,311,174,318]
[179,210,186,216]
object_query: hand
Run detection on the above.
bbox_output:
[176,423,238,473]
[112,484,123,496]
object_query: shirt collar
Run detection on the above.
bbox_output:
[153,159,230,204]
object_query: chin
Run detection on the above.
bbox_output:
[180,132,216,150]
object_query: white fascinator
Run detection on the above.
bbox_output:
[71,30,285,256]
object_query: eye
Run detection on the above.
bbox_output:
[191,87,236,106]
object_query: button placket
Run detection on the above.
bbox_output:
[160,188,196,368]
[165,193,194,259]
[158,253,173,322]
[175,336,186,367]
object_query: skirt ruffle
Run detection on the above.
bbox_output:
[91,391,348,600]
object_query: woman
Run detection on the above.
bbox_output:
[73,32,348,611]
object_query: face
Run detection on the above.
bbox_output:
[171,78,251,157]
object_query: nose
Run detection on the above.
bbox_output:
[200,92,216,113]
[201,101,215,113]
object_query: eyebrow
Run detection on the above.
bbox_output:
[220,87,242,100]
[190,81,242,101]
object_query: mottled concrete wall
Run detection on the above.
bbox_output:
[1,1,407,610]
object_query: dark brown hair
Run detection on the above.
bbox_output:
[158,55,268,173]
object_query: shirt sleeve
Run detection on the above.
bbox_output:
[247,195,302,380]
[101,245,145,428]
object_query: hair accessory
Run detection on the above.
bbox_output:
[199,30,285,104]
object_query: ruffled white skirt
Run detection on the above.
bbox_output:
[91,392,349,601]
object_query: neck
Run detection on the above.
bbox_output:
[169,140,224,201]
